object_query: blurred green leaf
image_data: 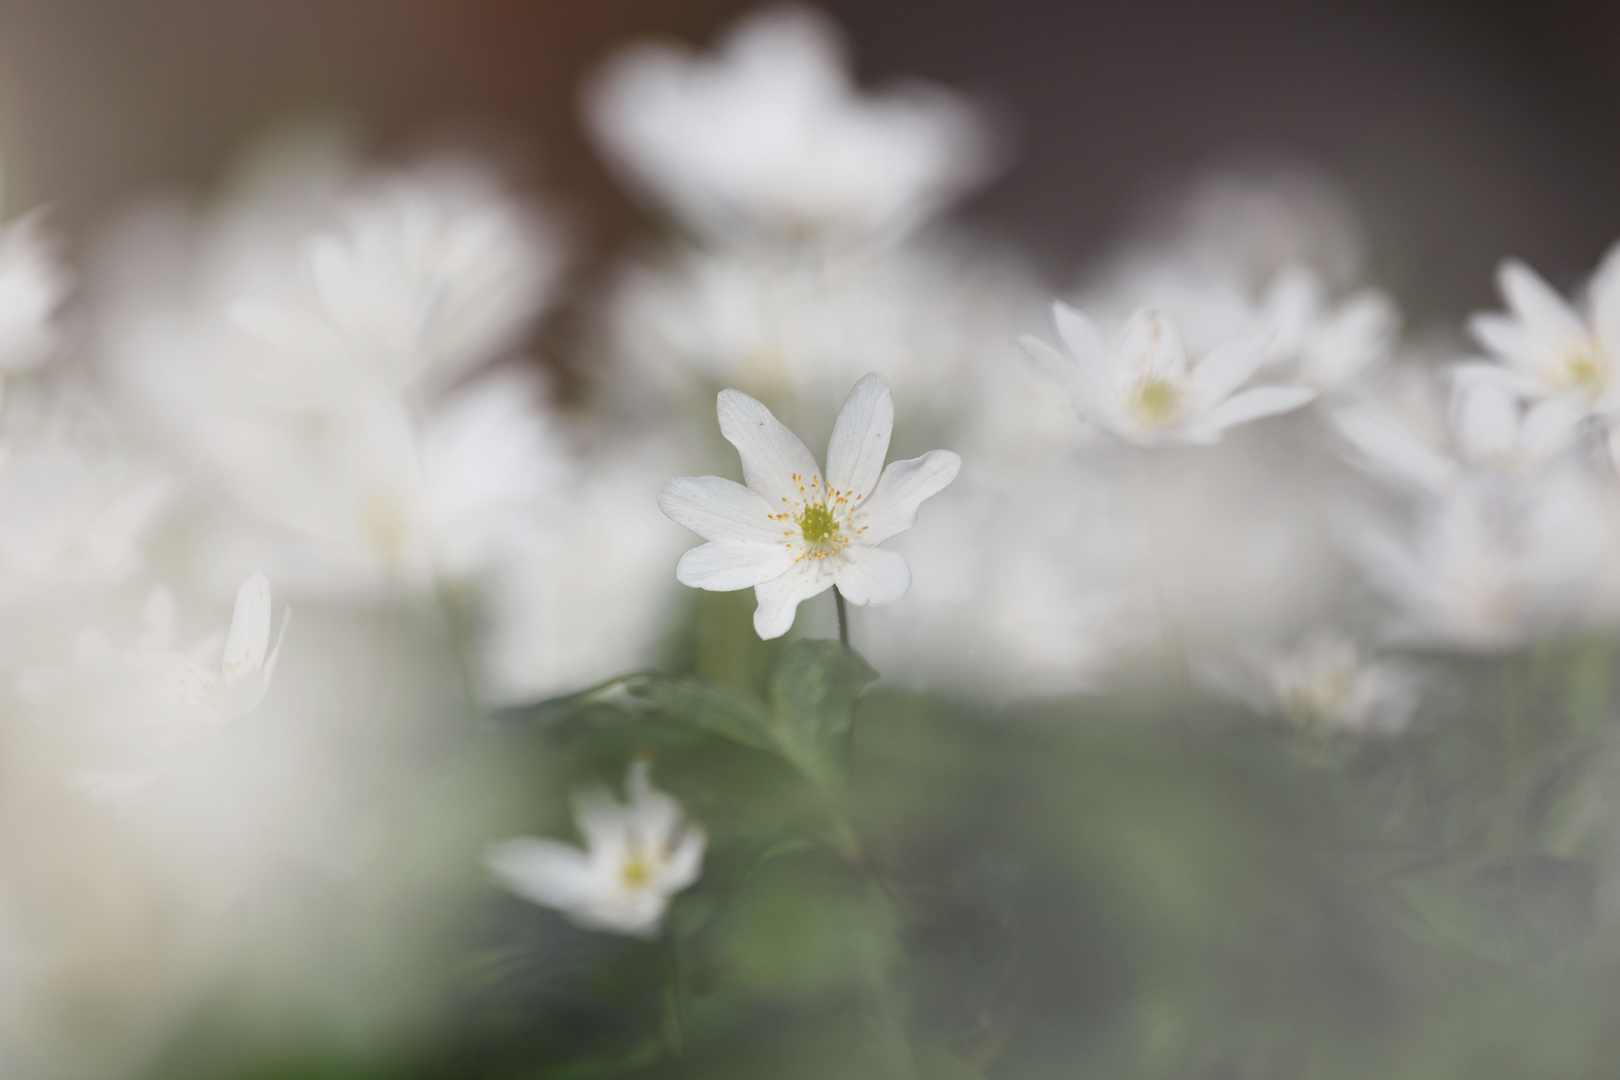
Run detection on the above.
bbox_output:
[762,640,878,787]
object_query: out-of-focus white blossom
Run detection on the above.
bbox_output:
[1336,374,1584,494]
[1467,249,1620,411]
[660,372,959,639]
[1260,265,1398,391]
[1349,472,1611,651]
[477,438,688,706]
[0,407,172,603]
[486,759,705,937]
[0,169,70,375]
[1022,303,1316,446]
[602,237,1034,425]
[1228,632,1418,737]
[91,145,571,599]
[17,574,289,792]
[235,162,562,397]
[584,4,994,246]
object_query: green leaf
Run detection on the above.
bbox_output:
[763,641,879,786]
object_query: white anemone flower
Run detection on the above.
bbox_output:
[584,4,993,245]
[1335,375,1584,495]
[485,760,705,938]
[658,372,960,639]
[1021,303,1316,446]
[1260,265,1398,391]
[1349,472,1609,651]
[1467,247,1620,410]
[1259,633,1416,737]
[0,166,70,374]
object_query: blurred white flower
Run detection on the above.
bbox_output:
[1021,303,1316,446]
[235,161,562,397]
[486,759,705,937]
[1349,472,1610,651]
[1260,265,1398,391]
[17,574,290,789]
[1336,374,1584,495]
[584,4,993,245]
[1246,632,1417,737]
[0,408,173,602]
[1467,248,1620,410]
[0,170,70,374]
[660,372,960,639]
[601,237,1034,425]
[476,438,688,705]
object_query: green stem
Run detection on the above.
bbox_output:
[663,927,688,1058]
[835,586,849,648]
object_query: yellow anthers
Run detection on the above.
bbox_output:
[1129,376,1183,425]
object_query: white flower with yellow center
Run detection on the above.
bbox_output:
[658,372,960,639]
[1262,633,1416,737]
[485,760,705,938]
[1468,248,1620,409]
[1020,303,1316,446]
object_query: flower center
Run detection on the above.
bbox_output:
[769,473,865,561]
[1129,376,1183,425]
[798,503,839,544]
[620,849,651,889]
[1557,343,1609,394]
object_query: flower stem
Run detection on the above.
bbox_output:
[835,586,849,648]
[663,927,688,1058]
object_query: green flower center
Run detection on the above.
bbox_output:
[798,502,840,544]
[1130,377,1183,425]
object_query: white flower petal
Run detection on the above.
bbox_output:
[1591,239,1620,356]
[1053,302,1108,375]
[222,573,272,688]
[676,540,798,590]
[1453,380,1519,464]
[662,828,707,894]
[825,372,894,500]
[752,561,828,639]
[833,545,911,606]
[658,475,781,543]
[1116,308,1187,381]
[1333,408,1455,494]
[1520,395,1584,460]
[716,389,822,506]
[486,838,600,910]
[1468,313,1536,373]
[1499,259,1586,348]
[1183,385,1315,440]
[853,449,961,545]
[1191,335,1268,405]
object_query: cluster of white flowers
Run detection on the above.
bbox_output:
[9,0,1620,1063]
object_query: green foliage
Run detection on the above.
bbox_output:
[144,637,1620,1080]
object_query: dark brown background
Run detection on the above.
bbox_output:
[2,0,1615,319]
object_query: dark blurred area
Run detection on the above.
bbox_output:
[2,0,1618,318]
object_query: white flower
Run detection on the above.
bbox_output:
[238,161,562,396]
[658,372,960,639]
[1257,633,1416,737]
[1335,374,1583,495]
[1021,303,1316,446]
[602,237,1034,424]
[1260,265,1398,391]
[1467,247,1620,409]
[477,439,688,706]
[1349,472,1609,651]
[0,214,68,375]
[0,167,70,374]
[583,4,993,245]
[485,760,705,937]
[18,573,290,754]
